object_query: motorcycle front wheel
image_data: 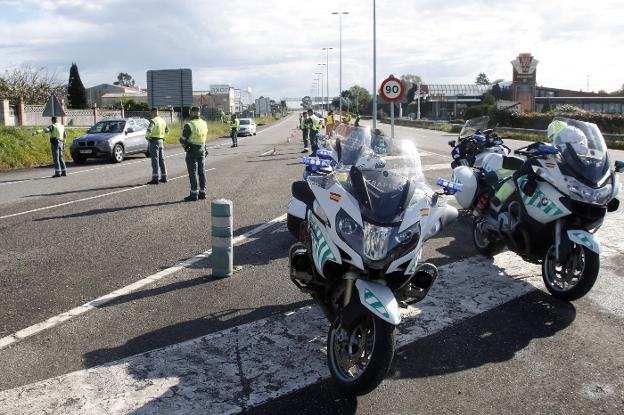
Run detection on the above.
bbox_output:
[542,243,599,301]
[327,303,395,395]
[473,219,505,257]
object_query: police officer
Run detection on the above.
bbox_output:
[299,112,309,153]
[32,116,67,177]
[230,114,240,147]
[324,110,335,138]
[341,111,352,124]
[304,109,321,156]
[179,106,208,201]
[146,108,169,184]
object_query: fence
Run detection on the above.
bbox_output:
[0,99,182,127]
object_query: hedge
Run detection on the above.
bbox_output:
[488,109,624,134]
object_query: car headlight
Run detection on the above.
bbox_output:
[565,176,612,205]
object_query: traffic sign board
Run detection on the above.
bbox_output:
[380,75,404,102]
[42,95,66,117]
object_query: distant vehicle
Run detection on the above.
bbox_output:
[70,118,150,164]
[238,118,257,136]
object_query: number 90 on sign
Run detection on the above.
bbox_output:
[380,76,404,102]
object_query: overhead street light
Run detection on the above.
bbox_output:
[315,71,324,116]
[372,1,377,130]
[321,47,333,112]
[332,11,349,116]
[317,64,326,114]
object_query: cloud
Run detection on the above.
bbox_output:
[0,0,623,99]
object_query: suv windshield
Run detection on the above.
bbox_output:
[240,119,251,125]
[88,120,125,134]
[459,116,489,138]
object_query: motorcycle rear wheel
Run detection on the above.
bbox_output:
[472,219,505,257]
[542,243,599,301]
[327,304,395,395]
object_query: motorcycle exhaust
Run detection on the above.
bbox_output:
[289,243,314,291]
[397,263,438,306]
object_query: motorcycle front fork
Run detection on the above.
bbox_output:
[555,219,562,264]
[343,270,358,307]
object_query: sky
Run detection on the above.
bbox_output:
[0,0,622,100]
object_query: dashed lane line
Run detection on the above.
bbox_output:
[0,168,216,220]
[0,213,287,350]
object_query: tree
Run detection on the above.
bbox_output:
[348,85,372,115]
[114,72,136,88]
[400,74,422,92]
[475,73,490,85]
[0,65,66,105]
[481,92,496,105]
[67,63,87,109]
[112,98,149,111]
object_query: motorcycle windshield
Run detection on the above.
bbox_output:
[459,116,489,138]
[333,125,373,167]
[551,117,610,186]
[347,139,427,224]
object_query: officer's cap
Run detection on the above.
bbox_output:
[190,106,200,112]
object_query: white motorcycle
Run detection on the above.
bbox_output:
[450,118,623,300]
[287,127,458,394]
[448,116,510,169]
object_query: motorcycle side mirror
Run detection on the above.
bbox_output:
[615,160,624,173]
[448,140,456,147]
[537,144,560,154]
[483,129,494,135]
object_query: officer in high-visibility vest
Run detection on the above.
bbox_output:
[179,106,209,202]
[299,112,309,153]
[341,111,352,124]
[304,109,321,155]
[324,110,335,138]
[146,108,169,185]
[32,116,68,177]
[230,114,240,147]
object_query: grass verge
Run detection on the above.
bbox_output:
[0,114,286,171]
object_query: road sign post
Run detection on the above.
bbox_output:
[379,75,404,141]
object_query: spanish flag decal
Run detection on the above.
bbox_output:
[330,192,342,202]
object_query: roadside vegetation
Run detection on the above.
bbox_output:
[0,113,286,170]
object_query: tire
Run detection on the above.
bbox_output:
[111,143,124,163]
[327,304,396,395]
[472,219,505,257]
[72,156,86,165]
[542,243,599,301]
[287,213,304,240]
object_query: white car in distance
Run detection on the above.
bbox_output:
[238,118,257,136]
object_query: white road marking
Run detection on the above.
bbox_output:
[422,163,451,171]
[0,253,544,414]
[0,168,216,220]
[0,213,287,350]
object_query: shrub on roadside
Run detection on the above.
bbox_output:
[489,108,624,133]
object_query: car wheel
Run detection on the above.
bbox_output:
[111,143,124,163]
[73,155,86,165]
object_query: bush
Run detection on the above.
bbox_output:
[464,104,494,120]
[489,108,624,133]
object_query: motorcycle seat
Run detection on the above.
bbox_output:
[502,156,524,171]
[292,181,315,208]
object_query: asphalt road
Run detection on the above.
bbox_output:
[0,115,623,414]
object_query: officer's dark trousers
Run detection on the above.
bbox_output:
[185,144,206,195]
[51,140,66,174]
[310,129,319,153]
[149,139,167,179]
[302,128,309,148]
[231,128,238,145]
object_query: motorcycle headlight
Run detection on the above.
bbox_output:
[336,209,363,253]
[565,176,612,205]
[363,223,392,261]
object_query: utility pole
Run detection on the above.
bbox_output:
[372,0,377,131]
[332,11,349,116]
[322,47,333,111]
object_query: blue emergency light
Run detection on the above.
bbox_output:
[538,144,560,154]
[436,178,463,194]
[315,149,333,159]
[303,157,331,167]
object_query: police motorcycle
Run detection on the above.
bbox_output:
[450,117,623,301]
[448,116,510,169]
[287,126,459,394]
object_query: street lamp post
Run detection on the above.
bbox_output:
[332,11,349,117]
[315,71,324,116]
[317,64,326,115]
[321,47,333,111]
[372,0,377,131]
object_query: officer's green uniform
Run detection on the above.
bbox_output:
[34,121,67,177]
[146,115,169,182]
[230,117,240,147]
[180,116,208,201]
[305,113,321,153]
[300,114,309,149]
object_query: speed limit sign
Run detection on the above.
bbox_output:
[380,75,404,102]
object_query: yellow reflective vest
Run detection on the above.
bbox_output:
[185,118,208,145]
[230,118,240,130]
[325,114,334,126]
[50,123,65,142]
[309,115,321,131]
[148,116,167,139]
